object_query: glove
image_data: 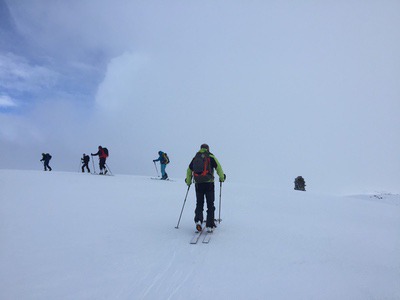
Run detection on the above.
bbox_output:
[91,153,94,156]
[219,174,226,182]
[153,160,156,162]
[185,178,191,186]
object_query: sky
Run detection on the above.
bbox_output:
[0,0,399,193]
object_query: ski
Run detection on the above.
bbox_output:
[190,229,204,244]
[202,230,213,243]
[91,173,114,176]
[150,177,174,182]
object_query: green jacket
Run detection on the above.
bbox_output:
[186,148,225,185]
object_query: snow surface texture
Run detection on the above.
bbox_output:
[0,170,399,300]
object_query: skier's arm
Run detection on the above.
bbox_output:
[185,162,193,186]
[211,155,225,182]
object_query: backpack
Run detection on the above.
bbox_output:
[47,153,52,160]
[103,147,109,157]
[163,153,170,164]
[192,151,213,183]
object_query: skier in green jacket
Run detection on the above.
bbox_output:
[186,144,225,233]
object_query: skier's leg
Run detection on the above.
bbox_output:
[99,158,105,174]
[161,164,166,179]
[205,182,216,227]
[194,184,205,223]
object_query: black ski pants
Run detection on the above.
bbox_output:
[99,158,106,171]
[43,160,52,171]
[194,182,215,227]
[82,162,90,173]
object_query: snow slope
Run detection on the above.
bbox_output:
[1,170,399,300]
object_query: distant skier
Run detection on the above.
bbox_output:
[294,176,306,191]
[185,144,225,233]
[81,153,91,173]
[91,146,109,175]
[40,153,52,171]
[153,151,170,180]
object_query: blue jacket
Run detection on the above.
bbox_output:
[154,151,167,165]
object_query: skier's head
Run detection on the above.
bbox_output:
[200,144,209,151]
[98,146,102,149]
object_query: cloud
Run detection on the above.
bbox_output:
[95,52,150,112]
[0,94,16,108]
[0,52,58,95]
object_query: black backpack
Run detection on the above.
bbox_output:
[103,147,109,157]
[192,151,212,183]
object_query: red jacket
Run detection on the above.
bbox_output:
[92,148,107,159]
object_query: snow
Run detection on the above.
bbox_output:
[1,170,399,299]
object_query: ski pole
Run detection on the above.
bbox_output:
[91,155,96,174]
[218,181,222,224]
[105,163,113,176]
[153,161,160,177]
[175,185,191,229]
[78,160,82,173]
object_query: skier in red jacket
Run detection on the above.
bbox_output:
[91,146,108,175]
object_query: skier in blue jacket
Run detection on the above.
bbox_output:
[153,151,169,180]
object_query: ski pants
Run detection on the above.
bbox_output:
[194,182,215,227]
[161,163,167,178]
[43,160,52,171]
[82,162,90,173]
[99,158,106,172]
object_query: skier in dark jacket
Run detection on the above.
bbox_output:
[81,153,91,173]
[153,151,169,180]
[91,146,108,175]
[40,153,52,171]
[185,144,225,233]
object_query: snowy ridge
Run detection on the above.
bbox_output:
[0,170,399,300]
